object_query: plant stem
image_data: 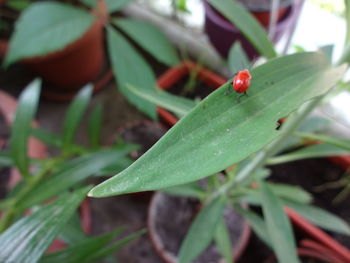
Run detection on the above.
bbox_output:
[209,95,325,202]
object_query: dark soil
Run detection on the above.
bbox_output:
[0,112,10,199]
[151,193,248,263]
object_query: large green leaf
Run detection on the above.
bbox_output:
[79,0,135,13]
[207,0,276,58]
[10,79,41,178]
[5,2,94,65]
[62,85,93,151]
[284,200,350,235]
[0,186,90,263]
[40,227,123,263]
[267,144,349,165]
[260,181,299,263]
[89,53,345,197]
[113,18,179,66]
[17,148,134,210]
[107,27,157,119]
[178,196,226,263]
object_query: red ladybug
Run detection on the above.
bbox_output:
[232,69,252,94]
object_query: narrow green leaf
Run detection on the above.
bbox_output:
[88,102,103,149]
[125,84,195,117]
[95,156,134,177]
[268,144,349,165]
[260,181,299,263]
[40,227,123,263]
[10,79,41,178]
[268,183,312,204]
[0,186,90,263]
[17,148,134,210]
[228,42,250,74]
[79,0,135,13]
[5,2,94,65]
[58,213,87,245]
[31,128,62,148]
[178,196,226,263]
[62,85,92,151]
[107,27,157,119]
[235,206,271,247]
[113,19,179,66]
[215,217,233,263]
[0,151,13,167]
[296,132,350,151]
[162,182,206,199]
[86,229,146,262]
[284,200,350,235]
[89,53,345,197]
[207,0,276,58]
[6,0,30,11]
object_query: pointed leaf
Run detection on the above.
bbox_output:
[268,183,312,204]
[228,42,250,74]
[40,227,123,263]
[107,27,157,119]
[88,102,103,149]
[215,217,233,263]
[5,2,94,65]
[113,18,179,66]
[267,144,349,165]
[89,53,345,197]
[260,181,299,263]
[31,128,62,148]
[125,84,196,117]
[62,85,92,151]
[0,186,90,263]
[10,79,41,178]
[79,0,135,13]
[284,200,350,235]
[235,206,271,247]
[17,148,134,210]
[295,132,350,151]
[178,196,226,263]
[162,182,206,199]
[207,0,276,58]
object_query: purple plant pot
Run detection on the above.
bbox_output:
[203,1,303,60]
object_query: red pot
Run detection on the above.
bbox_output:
[156,61,226,126]
[252,7,289,27]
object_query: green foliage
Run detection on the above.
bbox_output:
[107,27,158,119]
[4,2,94,66]
[178,197,226,263]
[89,52,345,197]
[10,79,41,179]
[79,0,135,13]
[228,42,250,74]
[113,19,179,66]
[0,186,90,263]
[207,0,276,58]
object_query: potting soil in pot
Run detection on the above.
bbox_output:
[153,193,247,262]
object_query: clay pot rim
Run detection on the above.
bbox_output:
[147,192,251,263]
[203,1,295,33]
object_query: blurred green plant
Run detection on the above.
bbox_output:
[0,83,143,263]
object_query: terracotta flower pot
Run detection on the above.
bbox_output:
[148,192,251,263]
[203,0,303,59]
[157,61,226,127]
